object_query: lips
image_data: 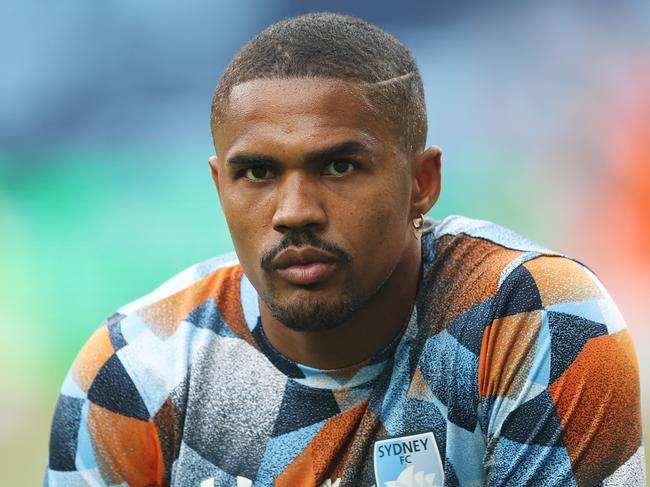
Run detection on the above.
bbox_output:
[272,247,339,285]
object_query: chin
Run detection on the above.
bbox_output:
[264,293,361,332]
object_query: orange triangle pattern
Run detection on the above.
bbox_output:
[548,330,642,486]
[275,401,368,487]
[137,266,238,338]
[72,326,115,393]
[87,402,165,486]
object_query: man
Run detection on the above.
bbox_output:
[46,13,644,487]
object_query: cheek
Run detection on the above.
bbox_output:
[360,206,409,257]
[337,175,411,265]
[220,191,269,266]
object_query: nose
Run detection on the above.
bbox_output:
[271,172,327,233]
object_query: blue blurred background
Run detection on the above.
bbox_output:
[1,1,648,483]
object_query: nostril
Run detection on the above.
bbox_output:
[271,204,327,232]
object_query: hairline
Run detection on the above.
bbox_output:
[211,74,422,157]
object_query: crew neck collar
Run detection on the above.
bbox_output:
[250,309,415,390]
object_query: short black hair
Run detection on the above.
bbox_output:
[211,12,427,155]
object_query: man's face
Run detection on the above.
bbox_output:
[212,78,417,331]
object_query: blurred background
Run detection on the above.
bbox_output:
[1,0,648,483]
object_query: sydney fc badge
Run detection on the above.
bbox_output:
[373,432,444,487]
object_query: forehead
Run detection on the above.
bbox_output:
[215,78,394,154]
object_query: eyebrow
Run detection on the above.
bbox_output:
[226,140,372,168]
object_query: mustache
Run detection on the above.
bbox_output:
[260,229,352,271]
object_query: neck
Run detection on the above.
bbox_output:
[259,237,422,369]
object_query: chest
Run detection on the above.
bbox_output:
[165,337,483,486]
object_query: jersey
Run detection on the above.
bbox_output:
[45,215,645,486]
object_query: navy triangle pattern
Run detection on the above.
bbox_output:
[478,396,496,436]
[500,390,564,446]
[421,231,436,266]
[88,354,150,420]
[108,320,128,351]
[186,298,236,338]
[444,461,461,487]
[447,297,495,356]
[271,380,341,437]
[48,394,84,471]
[493,265,544,319]
[105,312,126,327]
[547,311,608,384]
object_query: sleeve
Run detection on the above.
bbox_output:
[44,314,166,486]
[478,255,645,486]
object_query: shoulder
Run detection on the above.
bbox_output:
[48,252,258,478]
[418,215,632,371]
[455,233,644,485]
[412,217,643,484]
[115,251,251,341]
[479,252,632,399]
[424,214,557,266]
[117,252,241,315]
[419,215,561,325]
[423,215,628,351]
[67,251,252,420]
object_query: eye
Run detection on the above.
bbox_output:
[322,160,355,177]
[244,166,274,181]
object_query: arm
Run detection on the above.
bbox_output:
[45,316,166,486]
[479,256,645,486]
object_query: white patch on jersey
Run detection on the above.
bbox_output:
[199,476,252,487]
[374,432,444,487]
[237,476,253,487]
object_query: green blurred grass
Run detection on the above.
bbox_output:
[0,148,232,483]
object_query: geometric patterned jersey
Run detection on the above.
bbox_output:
[45,215,646,486]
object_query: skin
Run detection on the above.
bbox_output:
[209,77,441,369]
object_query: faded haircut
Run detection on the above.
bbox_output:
[211,12,427,155]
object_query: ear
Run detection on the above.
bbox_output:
[208,155,221,196]
[411,145,442,216]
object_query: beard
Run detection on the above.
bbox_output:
[261,265,395,332]
[262,286,361,332]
